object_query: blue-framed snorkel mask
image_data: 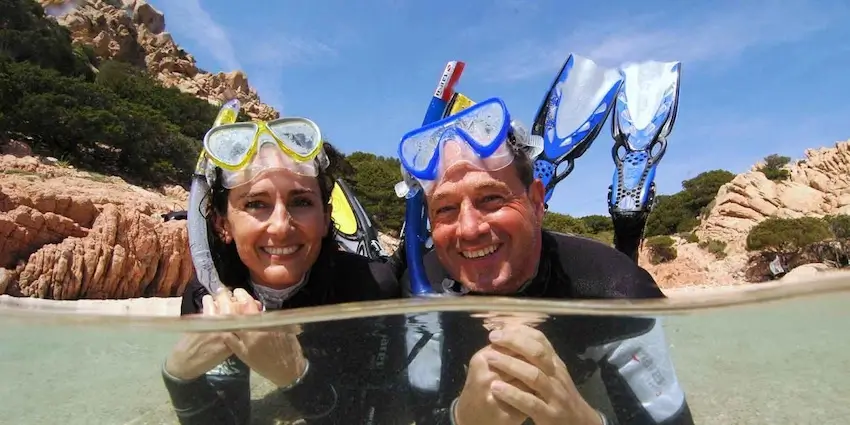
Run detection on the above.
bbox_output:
[395,97,542,199]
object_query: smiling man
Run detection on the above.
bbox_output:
[395,97,695,425]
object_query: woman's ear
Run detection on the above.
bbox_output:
[213,214,232,244]
[323,202,333,237]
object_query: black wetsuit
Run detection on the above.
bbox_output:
[401,230,696,425]
[161,248,407,425]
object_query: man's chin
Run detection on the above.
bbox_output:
[458,273,517,295]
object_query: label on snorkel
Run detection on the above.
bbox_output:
[434,61,465,100]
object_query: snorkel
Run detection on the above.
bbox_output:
[399,61,466,296]
[608,61,681,262]
[531,54,624,206]
[187,99,240,296]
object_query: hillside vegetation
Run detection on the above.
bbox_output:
[3,0,848,261]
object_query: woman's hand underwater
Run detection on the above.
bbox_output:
[163,288,245,381]
[212,288,309,389]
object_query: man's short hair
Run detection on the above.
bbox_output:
[507,132,535,189]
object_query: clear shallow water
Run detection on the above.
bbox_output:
[0,277,848,425]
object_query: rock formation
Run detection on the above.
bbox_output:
[697,140,850,253]
[36,0,278,120]
[0,150,398,300]
[0,154,191,299]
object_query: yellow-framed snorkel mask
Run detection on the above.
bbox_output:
[196,100,330,189]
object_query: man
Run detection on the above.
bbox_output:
[393,97,695,424]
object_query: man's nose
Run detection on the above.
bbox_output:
[456,202,488,241]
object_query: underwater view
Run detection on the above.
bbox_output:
[1,277,849,425]
[3,0,850,424]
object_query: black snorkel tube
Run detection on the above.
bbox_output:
[608,61,682,262]
[187,99,241,296]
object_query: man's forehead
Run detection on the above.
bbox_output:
[429,170,514,201]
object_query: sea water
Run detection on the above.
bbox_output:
[0,276,847,425]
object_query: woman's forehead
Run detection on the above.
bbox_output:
[230,170,319,197]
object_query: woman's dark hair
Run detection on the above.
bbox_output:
[205,147,340,290]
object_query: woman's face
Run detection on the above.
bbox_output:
[219,170,331,289]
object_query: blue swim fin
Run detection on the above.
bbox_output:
[608,60,682,261]
[532,54,623,205]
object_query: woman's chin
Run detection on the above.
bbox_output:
[253,266,306,288]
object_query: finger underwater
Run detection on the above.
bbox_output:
[489,327,557,376]
[485,349,553,398]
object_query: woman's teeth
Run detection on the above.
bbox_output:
[263,246,300,256]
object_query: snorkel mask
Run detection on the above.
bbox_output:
[395,97,542,198]
[187,99,330,296]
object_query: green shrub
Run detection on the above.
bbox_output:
[645,235,677,264]
[698,239,727,259]
[683,232,700,243]
[746,217,832,253]
[758,154,791,181]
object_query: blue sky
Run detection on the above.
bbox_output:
[147,0,850,217]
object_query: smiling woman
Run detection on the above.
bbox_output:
[160,105,405,424]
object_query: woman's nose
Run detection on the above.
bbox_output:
[266,204,294,236]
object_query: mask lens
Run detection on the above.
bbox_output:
[267,119,321,158]
[454,100,506,149]
[205,123,257,167]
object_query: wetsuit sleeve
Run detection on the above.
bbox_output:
[584,318,695,425]
[161,279,252,425]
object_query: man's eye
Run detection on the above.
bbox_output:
[481,194,505,204]
[434,205,456,215]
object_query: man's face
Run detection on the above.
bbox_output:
[426,155,546,294]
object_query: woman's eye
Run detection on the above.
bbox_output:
[290,198,314,208]
[245,200,266,209]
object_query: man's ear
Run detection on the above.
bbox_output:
[528,179,546,222]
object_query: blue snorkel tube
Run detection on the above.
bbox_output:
[608,61,681,262]
[402,61,466,296]
[531,54,624,207]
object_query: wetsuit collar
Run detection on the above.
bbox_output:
[252,270,311,310]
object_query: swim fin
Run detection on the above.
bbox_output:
[331,178,389,261]
[608,60,682,261]
[532,54,624,206]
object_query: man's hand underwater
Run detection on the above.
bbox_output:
[454,324,603,425]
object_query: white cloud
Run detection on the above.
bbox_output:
[158,0,242,71]
[153,0,341,113]
[481,0,845,82]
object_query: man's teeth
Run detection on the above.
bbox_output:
[461,245,498,259]
[264,246,300,255]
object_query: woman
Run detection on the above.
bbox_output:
[161,112,405,425]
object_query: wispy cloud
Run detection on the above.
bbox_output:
[158,0,241,71]
[480,0,844,82]
[154,0,342,112]
[241,37,338,69]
